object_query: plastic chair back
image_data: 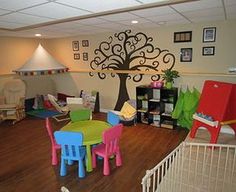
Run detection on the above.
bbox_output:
[45,118,57,146]
[54,131,84,159]
[45,118,61,165]
[69,108,91,122]
[103,124,123,155]
[54,131,86,178]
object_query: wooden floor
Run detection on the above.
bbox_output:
[0,113,188,192]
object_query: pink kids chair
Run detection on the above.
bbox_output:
[92,123,123,175]
[45,118,61,165]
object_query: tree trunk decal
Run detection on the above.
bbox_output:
[115,73,129,110]
[89,30,175,110]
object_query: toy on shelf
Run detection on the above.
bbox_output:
[190,80,236,144]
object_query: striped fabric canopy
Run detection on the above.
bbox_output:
[14,44,69,76]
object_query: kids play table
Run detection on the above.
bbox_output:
[61,120,111,172]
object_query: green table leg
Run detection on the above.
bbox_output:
[85,145,93,172]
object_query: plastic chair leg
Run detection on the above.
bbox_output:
[103,157,110,176]
[209,125,221,144]
[92,152,97,168]
[190,120,201,138]
[52,147,58,165]
[78,160,85,178]
[116,151,122,167]
[60,159,67,176]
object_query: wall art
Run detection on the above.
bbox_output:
[83,52,88,61]
[82,40,89,47]
[89,30,176,110]
[180,48,192,62]
[174,31,192,43]
[74,53,80,60]
[203,27,216,42]
[202,46,215,56]
[72,41,79,51]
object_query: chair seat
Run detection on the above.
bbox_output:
[92,143,106,157]
[93,143,120,157]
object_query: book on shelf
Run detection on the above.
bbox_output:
[149,98,160,102]
[151,120,160,127]
[153,89,160,100]
[164,103,173,114]
[149,110,160,115]
[137,108,148,112]
[141,113,148,124]
[161,120,174,129]
[162,112,172,116]
[141,119,149,124]
[153,114,160,120]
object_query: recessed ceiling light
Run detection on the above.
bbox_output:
[131,20,138,24]
[35,34,42,37]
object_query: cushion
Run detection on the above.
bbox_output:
[120,102,136,119]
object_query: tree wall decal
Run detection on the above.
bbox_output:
[89,30,175,110]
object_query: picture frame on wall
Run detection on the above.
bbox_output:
[202,46,215,56]
[203,27,216,42]
[174,31,192,43]
[72,41,79,51]
[82,40,89,47]
[74,53,80,60]
[83,52,88,61]
[180,48,192,62]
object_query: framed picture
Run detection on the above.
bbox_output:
[72,41,79,51]
[203,27,216,42]
[180,48,192,62]
[202,46,215,56]
[82,40,89,47]
[83,52,88,61]
[174,31,192,43]
[74,53,80,60]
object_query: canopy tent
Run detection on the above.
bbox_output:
[14,44,69,76]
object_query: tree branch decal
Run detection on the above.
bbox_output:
[90,30,175,110]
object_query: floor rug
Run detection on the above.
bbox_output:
[27,109,61,119]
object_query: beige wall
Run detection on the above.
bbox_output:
[0,37,40,75]
[0,20,236,109]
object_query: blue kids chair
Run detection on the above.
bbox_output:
[54,131,86,178]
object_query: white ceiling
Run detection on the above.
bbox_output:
[0,0,235,38]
